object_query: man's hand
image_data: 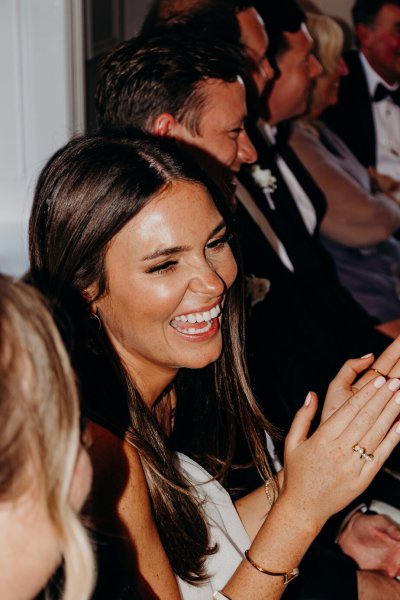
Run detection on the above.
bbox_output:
[339,512,400,577]
[358,570,400,600]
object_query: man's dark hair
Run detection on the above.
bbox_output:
[142,0,252,32]
[254,0,306,64]
[352,0,400,26]
[95,25,245,133]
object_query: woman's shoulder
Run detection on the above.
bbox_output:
[175,453,236,507]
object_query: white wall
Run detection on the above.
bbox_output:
[312,0,353,26]
[0,0,84,276]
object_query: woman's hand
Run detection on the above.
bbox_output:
[321,336,400,423]
[282,377,400,529]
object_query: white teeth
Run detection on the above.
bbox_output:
[173,320,213,335]
[174,303,221,324]
[210,306,219,318]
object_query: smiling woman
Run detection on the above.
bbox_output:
[28,130,400,599]
[28,130,273,596]
[89,180,237,391]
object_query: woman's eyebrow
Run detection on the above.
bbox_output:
[141,220,226,262]
[142,245,190,262]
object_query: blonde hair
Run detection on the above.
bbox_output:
[0,274,95,600]
[307,13,344,112]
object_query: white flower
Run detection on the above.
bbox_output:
[251,165,277,194]
[246,275,271,309]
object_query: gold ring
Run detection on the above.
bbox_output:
[369,367,387,378]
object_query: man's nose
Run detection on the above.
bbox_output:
[261,57,275,82]
[238,129,257,166]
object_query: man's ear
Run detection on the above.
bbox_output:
[151,113,177,138]
[356,23,371,49]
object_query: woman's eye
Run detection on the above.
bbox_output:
[146,260,178,274]
[206,233,233,251]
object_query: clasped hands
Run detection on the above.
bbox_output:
[280,337,400,557]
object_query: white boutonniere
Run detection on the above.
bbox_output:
[246,274,271,310]
[251,165,277,194]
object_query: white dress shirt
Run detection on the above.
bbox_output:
[360,51,400,181]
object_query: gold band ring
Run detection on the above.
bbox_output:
[369,367,387,378]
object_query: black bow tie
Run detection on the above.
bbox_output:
[373,82,400,106]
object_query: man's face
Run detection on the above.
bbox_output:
[237,7,274,97]
[169,77,257,176]
[267,24,323,125]
[358,3,400,84]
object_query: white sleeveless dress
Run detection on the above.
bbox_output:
[176,453,250,599]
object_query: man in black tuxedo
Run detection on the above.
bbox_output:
[235,3,400,595]
[236,0,396,415]
[95,13,400,596]
[323,0,400,185]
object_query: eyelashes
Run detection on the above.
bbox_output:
[146,260,178,274]
[146,233,233,275]
[206,232,233,250]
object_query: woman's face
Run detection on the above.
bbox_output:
[313,55,349,115]
[92,181,238,398]
[0,446,92,600]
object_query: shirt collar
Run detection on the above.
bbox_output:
[359,50,399,96]
[257,119,278,144]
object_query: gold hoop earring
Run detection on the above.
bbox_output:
[90,311,102,330]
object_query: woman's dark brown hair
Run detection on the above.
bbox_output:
[29,130,275,584]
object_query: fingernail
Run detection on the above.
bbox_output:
[395,392,400,405]
[389,378,400,392]
[374,375,386,389]
[304,392,312,406]
[361,352,373,358]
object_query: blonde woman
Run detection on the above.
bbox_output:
[290,13,400,326]
[0,274,95,600]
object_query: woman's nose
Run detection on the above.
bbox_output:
[189,264,226,296]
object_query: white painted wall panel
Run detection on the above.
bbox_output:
[0,0,84,275]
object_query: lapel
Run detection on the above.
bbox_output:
[346,51,376,165]
[243,123,320,240]
[234,178,294,272]
[276,130,327,225]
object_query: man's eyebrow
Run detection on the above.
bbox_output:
[141,220,226,262]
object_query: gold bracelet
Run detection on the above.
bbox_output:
[244,550,299,585]
[264,478,273,506]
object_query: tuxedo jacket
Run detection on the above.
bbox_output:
[236,122,389,432]
[322,50,376,168]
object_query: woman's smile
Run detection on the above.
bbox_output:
[170,302,222,337]
[91,180,238,402]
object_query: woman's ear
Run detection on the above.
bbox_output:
[81,285,98,313]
